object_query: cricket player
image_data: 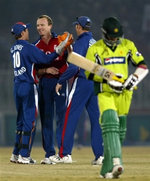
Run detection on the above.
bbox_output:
[85,17,149,178]
[10,22,72,164]
[34,15,73,164]
[51,16,104,164]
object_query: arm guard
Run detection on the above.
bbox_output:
[124,65,149,90]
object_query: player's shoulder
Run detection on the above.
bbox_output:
[25,41,37,52]
[19,40,32,49]
[89,38,96,47]
[89,39,104,50]
[92,39,103,46]
[121,38,135,47]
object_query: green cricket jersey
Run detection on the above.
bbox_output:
[85,38,144,115]
[86,38,144,84]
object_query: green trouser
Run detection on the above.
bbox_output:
[100,109,122,176]
[119,115,127,145]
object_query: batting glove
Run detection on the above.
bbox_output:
[123,74,138,91]
[108,80,124,93]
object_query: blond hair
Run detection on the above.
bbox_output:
[37,15,53,25]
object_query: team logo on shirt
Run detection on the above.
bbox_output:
[89,38,96,47]
[136,51,142,56]
[104,57,125,65]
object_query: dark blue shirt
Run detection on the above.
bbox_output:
[10,40,58,83]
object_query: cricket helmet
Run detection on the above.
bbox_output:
[101,17,123,46]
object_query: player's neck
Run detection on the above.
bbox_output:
[41,33,51,44]
[78,30,88,36]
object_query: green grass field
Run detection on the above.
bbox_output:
[0,146,150,181]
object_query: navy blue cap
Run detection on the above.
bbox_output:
[73,16,92,28]
[11,22,31,35]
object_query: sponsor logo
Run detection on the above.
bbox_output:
[104,57,125,65]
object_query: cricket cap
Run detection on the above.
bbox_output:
[102,17,123,38]
[11,22,31,35]
[73,16,92,28]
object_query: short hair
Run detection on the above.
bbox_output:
[11,29,26,40]
[37,15,53,25]
[82,24,90,31]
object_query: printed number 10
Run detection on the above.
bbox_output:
[13,51,20,68]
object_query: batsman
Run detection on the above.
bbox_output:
[85,17,149,178]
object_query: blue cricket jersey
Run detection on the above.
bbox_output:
[58,31,104,158]
[10,40,58,84]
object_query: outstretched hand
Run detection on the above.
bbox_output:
[58,32,74,44]
[56,32,74,55]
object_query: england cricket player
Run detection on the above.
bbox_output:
[34,15,73,164]
[51,16,104,164]
[10,22,72,164]
[85,17,149,178]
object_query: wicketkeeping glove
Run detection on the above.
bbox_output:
[108,80,124,93]
[123,74,138,91]
[56,32,74,55]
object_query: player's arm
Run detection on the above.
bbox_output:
[37,67,59,76]
[55,62,80,95]
[123,42,149,90]
[56,41,91,86]
[123,62,149,90]
[29,32,73,64]
[57,32,74,55]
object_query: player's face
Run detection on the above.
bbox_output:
[22,29,29,40]
[75,24,81,36]
[36,18,52,36]
[107,36,118,41]
[107,35,120,46]
[25,29,29,40]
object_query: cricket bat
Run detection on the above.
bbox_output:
[67,52,124,83]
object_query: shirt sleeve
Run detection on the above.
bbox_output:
[27,44,59,64]
[129,41,144,65]
[57,63,79,84]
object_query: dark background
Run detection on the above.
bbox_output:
[0,0,150,146]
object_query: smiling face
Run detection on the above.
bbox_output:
[36,17,52,37]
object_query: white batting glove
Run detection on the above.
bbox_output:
[108,80,124,93]
[123,74,138,91]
